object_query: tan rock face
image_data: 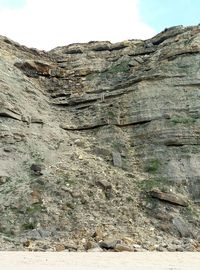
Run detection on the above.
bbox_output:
[0,26,200,251]
[150,188,188,206]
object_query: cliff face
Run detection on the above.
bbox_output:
[0,26,200,251]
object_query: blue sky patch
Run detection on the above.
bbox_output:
[139,0,200,32]
[0,0,26,9]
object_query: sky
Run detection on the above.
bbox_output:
[0,0,199,50]
[139,0,200,32]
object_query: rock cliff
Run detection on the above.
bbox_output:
[0,25,200,251]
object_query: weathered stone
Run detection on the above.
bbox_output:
[0,102,21,121]
[156,246,166,252]
[150,188,188,206]
[158,223,173,233]
[167,245,177,252]
[99,239,121,249]
[37,229,52,238]
[63,241,78,251]
[188,177,200,202]
[55,244,65,252]
[84,240,99,251]
[172,239,181,245]
[112,152,122,168]
[0,175,9,185]
[95,180,112,190]
[114,244,134,252]
[14,60,53,77]
[23,229,42,240]
[30,164,44,175]
[172,217,193,238]
[74,139,85,147]
[176,247,185,252]
[92,229,104,242]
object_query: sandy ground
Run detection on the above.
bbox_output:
[0,252,199,270]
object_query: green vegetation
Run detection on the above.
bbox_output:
[170,116,196,125]
[107,60,130,74]
[126,196,133,202]
[65,178,76,185]
[26,202,44,214]
[182,204,199,218]
[22,222,36,230]
[56,171,76,186]
[86,60,130,83]
[107,111,117,123]
[63,173,76,186]
[145,159,160,173]
[0,228,15,237]
[57,173,76,185]
[138,177,170,192]
[107,111,115,118]
[112,140,124,151]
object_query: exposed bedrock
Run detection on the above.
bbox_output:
[0,25,199,251]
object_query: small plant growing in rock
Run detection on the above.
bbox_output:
[170,116,196,125]
[126,196,133,202]
[107,60,130,74]
[26,202,45,214]
[145,159,160,173]
[22,222,36,230]
[182,204,199,218]
[138,177,170,192]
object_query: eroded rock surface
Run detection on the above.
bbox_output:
[0,26,200,251]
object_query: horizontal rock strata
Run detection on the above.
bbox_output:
[0,25,200,251]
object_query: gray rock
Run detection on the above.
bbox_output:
[112,152,122,168]
[176,246,184,252]
[172,217,192,238]
[150,188,188,206]
[23,229,42,240]
[0,175,9,185]
[99,239,121,249]
[156,246,165,252]
[37,229,52,238]
[95,180,112,190]
[114,243,134,252]
[30,164,44,175]
[172,239,181,245]
[183,244,195,251]
[167,245,177,252]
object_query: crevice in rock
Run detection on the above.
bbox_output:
[51,93,71,99]
[52,74,187,108]
[109,74,186,92]
[116,119,152,127]
[51,97,98,106]
[163,51,200,61]
[91,47,110,52]
[60,123,108,131]
[0,111,21,121]
[60,119,152,131]
[166,143,200,147]
[174,82,200,87]
[109,44,129,51]
[165,143,184,147]
[64,49,83,54]
[128,49,156,57]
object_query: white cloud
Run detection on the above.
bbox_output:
[0,0,156,50]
